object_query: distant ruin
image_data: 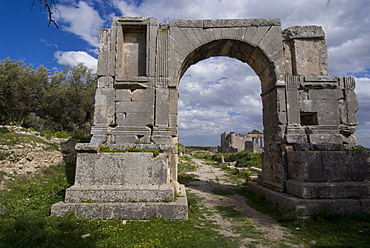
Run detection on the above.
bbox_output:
[51,17,369,219]
[219,130,263,153]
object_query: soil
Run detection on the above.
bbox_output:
[186,158,304,248]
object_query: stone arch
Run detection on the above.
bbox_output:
[173,38,277,149]
[52,17,366,220]
[164,22,286,187]
[178,39,274,91]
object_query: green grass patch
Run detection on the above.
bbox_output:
[0,163,241,248]
[186,146,213,151]
[0,126,11,134]
[215,206,245,219]
[282,213,370,247]
[0,132,60,151]
[178,155,199,184]
[40,130,91,143]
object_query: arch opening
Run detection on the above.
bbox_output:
[178,56,263,148]
[173,39,279,150]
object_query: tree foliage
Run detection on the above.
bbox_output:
[0,58,96,133]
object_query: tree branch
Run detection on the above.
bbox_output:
[44,0,58,29]
[32,0,59,29]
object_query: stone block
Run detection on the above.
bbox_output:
[74,153,168,186]
[97,75,114,89]
[283,26,325,40]
[115,88,153,102]
[93,88,115,126]
[229,27,246,40]
[287,151,370,182]
[287,151,323,181]
[286,180,370,199]
[116,112,154,126]
[116,101,154,113]
[119,134,150,144]
[169,27,196,51]
[169,98,178,114]
[249,182,370,216]
[307,89,342,100]
[178,28,203,48]
[309,134,343,144]
[300,99,340,125]
[259,26,282,51]
[148,23,158,76]
[243,26,257,45]
[250,26,270,46]
[51,185,188,220]
[190,27,209,46]
[155,88,170,126]
[291,39,328,76]
[65,184,174,203]
[97,29,111,76]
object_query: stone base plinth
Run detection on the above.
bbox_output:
[286,179,370,199]
[64,184,175,203]
[248,182,370,216]
[51,185,188,220]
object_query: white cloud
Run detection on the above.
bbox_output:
[40,38,58,49]
[109,0,369,77]
[54,51,98,71]
[55,1,105,47]
[328,36,370,75]
[178,57,263,146]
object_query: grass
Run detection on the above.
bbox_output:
[0,131,59,151]
[40,130,91,143]
[201,151,370,247]
[281,212,370,247]
[0,161,239,248]
[178,155,199,184]
[1,145,369,247]
[185,146,213,151]
[240,186,370,247]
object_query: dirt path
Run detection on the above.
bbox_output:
[186,158,303,248]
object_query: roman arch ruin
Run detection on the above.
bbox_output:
[51,17,369,219]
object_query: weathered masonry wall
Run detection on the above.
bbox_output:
[91,17,358,149]
[219,131,263,153]
[51,17,369,219]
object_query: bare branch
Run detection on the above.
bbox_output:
[32,0,59,29]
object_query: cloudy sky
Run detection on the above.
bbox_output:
[1,0,369,147]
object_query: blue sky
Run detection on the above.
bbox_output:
[1,0,370,147]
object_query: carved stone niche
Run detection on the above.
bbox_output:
[115,17,151,81]
[117,25,147,79]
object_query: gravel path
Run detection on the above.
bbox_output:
[186,159,304,248]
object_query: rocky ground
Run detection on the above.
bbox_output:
[186,158,304,248]
[0,127,78,190]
